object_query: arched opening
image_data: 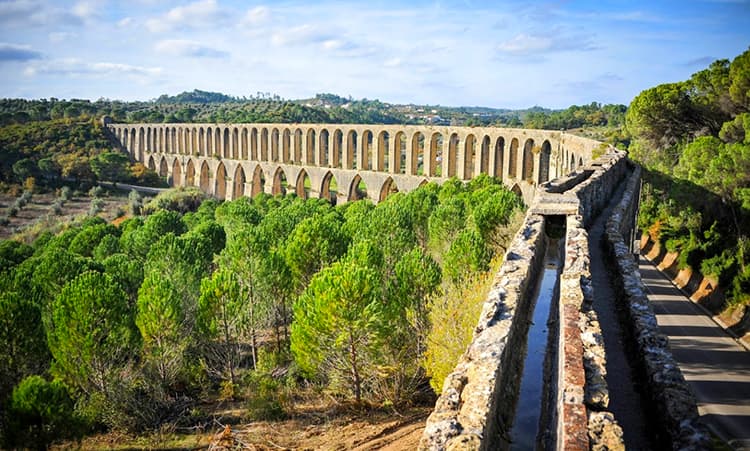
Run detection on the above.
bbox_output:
[232,128,239,159]
[321,172,338,205]
[362,130,373,170]
[250,128,258,160]
[306,129,316,164]
[160,128,166,153]
[538,140,551,184]
[411,132,424,175]
[579,157,584,167]
[447,133,459,177]
[293,129,303,163]
[199,161,210,192]
[146,128,152,152]
[241,128,249,160]
[223,128,230,158]
[522,138,534,182]
[282,129,291,163]
[159,157,168,180]
[147,155,156,171]
[206,128,214,157]
[271,128,280,162]
[233,166,246,199]
[296,169,311,199]
[394,132,406,174]
[272,167,287,196]
[570,153,575,172]
[347,130,357,170]
[172,159,182,186]
[508,138,519,178]
[379,177,399,202]
[430,133,443,177]
[138,128,145,161]
[377,131,389,172]
[464,134,476,179]
[333,129,343,168]
[186,159,195,186]
[215,163,227,200]
[494,137,505,179]
[261,128,269,161]
[319,129,330,167]
[348,175,368,201]
[215,127,221,158]
[251,165,265,197]
[511,183,522,198]
[480,135,490,175]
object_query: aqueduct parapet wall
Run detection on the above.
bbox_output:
[106,122,603,205]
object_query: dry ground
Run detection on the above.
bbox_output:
[54,402,429,450]
[0,190,130,240]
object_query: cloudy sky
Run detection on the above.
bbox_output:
[0,0,748,108]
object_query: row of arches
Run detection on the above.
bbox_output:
[146,154,439,205]
[116,124,567,186]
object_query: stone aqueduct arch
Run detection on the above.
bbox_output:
[107,123,602,204]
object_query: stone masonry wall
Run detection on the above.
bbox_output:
[420,150,629,451]
[603,165,710,450]
[553,151,628,451]
[419,212,547,450]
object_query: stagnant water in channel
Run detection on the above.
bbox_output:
[509,237,562,451]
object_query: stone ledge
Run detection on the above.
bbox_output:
[603,165,710,450]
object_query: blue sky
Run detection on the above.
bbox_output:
[0,0,748,108]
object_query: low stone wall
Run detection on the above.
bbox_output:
[419,213,547,450]
[603,166,710,450]
[553,151,629,451]
[420,150,630,450]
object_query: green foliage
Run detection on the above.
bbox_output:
[90,151,130,182]
[0,239,33,273]
[632,47,750,307]
[197,268,248,385]
[137,272,189,389]
[285,212,349,290]
[291,257,385,403]
[3,376,85,450]
[142,186,207,215]
[46,271,137,397]
[0,292,50,400]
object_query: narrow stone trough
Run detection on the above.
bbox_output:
[508,230,563,450]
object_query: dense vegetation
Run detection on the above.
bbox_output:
[627,47,750,309]
[0,118,164,193]
[0,177,523,447]
[1,91,626,129]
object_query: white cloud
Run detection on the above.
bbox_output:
[496,32,597,56]
[242,5,270,25]
[271,24,329,46]
[383,58,402,67]
[24,58,161,78]
[154,39,229,58]
[48,31,75,43]
[146,0,227,33]
[117,17,133,28]
[0,0,84,27]
[0,42,43,61]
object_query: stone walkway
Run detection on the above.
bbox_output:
[588,182,655,449]
[640,257,750,451]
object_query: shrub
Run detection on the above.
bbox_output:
[60,186,72,202]
[51,200,63,216]
[2,376,86,450]
[88,198,105,216]
[0,215,9,226]
[7,205,18,217]
[88,185,104,198]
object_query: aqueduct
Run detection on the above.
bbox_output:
[105,120,708,450]
[106,122,603,205]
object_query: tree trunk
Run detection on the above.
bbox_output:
[348,328,361,404]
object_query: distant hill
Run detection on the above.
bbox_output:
[155,90,238,104]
